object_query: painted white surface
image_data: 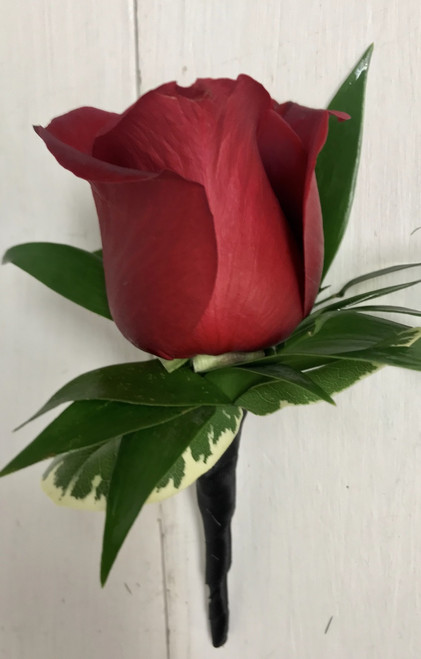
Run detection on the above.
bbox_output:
[0,1,420,657]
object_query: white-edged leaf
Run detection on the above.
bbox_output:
[236,359,381,415]
[42,438,121,511]
[41,406,244,510]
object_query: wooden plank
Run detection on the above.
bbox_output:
[0,2,167,658]
[136,1,421,657]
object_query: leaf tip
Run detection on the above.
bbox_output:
[2,249,11,265]
[100,558,111,588]
[357,44,374,77]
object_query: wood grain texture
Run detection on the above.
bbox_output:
[1,0,420,658]
[0,2,166,658]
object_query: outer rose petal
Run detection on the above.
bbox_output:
[92,175,218,358]
[36,109,218,358]
[35,106,154,183]
[274,102,349,313]
[43,107,119,154]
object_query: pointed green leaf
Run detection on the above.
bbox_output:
[322,262,421,302]
[0,401,193,477]
[280,320,421,371]
[236,358,380,415]
[313,279,421,317]
[327,331,421,371]
[316,45,373,278]
[309,359,381,394]
[3,242,111,318]
[19,360,231,428]
[41,406,243,511]
[241,363,335,405]
[100,406,239,584]
[349,305,421,318]
[282,311,410,356]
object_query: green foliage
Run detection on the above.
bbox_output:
[19,360,230,428]
[100,406,239,584]
[0,401,192,476]
[3,242,111,318]
[316,45,373,278]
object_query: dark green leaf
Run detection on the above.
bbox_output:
[328,262,421,300]
[312,278,421,317]
[309,359,381,394]
[236,358,380,415]
[282,311,410,356]
[101,406,231,584]
[3,242,111,319]
[241,363,335,404]
[349,305,421,318]
[20,360,230,428]
[316,45,373,278]
[327,333,421,371]
[205,367,266,401]
[1,401,193,477]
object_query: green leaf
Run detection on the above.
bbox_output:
[241,363,335,405]
[312,279,421,317]
[236,358,380,415]
[205,367,267,401]
[0,401,193,477]
[281,322,421,372]
[41,406,243,510]
[19,360,231,427]
[137,405,244,502]
[283,311,410,357]
[3,242,111,319]
[316,45,373,278]
[327,331,421,371]
[349,305,421,318]
[319,262,421,302]
[309,359,381,394]
[100,406,239,584]
[203,311,411,376]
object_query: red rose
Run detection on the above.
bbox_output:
[35,75,347,359]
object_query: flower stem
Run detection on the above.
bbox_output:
[196,413,246,647]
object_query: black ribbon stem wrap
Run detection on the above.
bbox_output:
[196,412,246,647]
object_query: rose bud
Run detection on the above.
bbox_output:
[35,75,348,359]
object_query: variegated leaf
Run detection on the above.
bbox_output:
[41,406,244,509]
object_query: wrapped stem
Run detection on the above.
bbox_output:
[196,413,246,647]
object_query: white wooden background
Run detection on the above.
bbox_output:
[1,1,420,657]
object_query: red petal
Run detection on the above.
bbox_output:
[34,107,152,183]
[92,79,237,181]
[275,102,349,314]
[92,174,218,359]
[188,76,303,353]
[43,106,119,154]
